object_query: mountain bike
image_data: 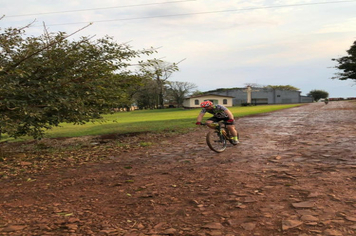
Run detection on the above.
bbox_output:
[202,121,239,153]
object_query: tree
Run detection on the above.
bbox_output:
[265,85,300,91]
[116,73,149,111]
[139,59,179,108]
[166,81,197,107]
[244,83,263,88]
[134,79,160,109]
[0,23,153,139]
[307,90,329,102]
[190,90,203,96]
[332,40,356,81]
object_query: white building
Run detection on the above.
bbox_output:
[183,94,234,108]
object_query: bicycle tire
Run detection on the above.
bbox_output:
[206,130,227,153]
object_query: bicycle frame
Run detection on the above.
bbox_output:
[206,121,231,137]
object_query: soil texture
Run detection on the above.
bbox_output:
[1,101,356,236]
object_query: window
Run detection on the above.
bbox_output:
[223,99,228,105]
[195,99,199,105]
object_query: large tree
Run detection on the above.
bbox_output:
[166,81,197,107]
[307,90,329,102]
[134,79,160,109]
[332,40,356,81]
[139,59,179,109]
[0,24,153,139]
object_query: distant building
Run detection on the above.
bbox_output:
[183,87,313,108]
[183,94,234,108]
[205,87,313,105]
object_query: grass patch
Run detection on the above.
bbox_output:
[1,104,302,142]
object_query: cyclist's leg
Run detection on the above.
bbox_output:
[227,124,238,137]
[223,118,236,136]
[206,117,220,129]
[225,118,239,143]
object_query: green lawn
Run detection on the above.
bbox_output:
[2,104,303,141]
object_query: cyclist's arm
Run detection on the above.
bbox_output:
[197,112,205,122]
[225,109,235,120]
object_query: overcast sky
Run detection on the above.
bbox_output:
[1,0,356,98]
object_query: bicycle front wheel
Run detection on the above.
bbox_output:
[206,130,227,153]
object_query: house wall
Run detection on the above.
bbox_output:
[301,96,314,103]
[183,95,233,108]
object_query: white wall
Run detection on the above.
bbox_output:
[183,95,233,108]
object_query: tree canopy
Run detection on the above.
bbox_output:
[0,24,153,139]
[264,85,300,91]
[307,90,329,102]
[138,59,179,109]
[166,81,197,107]
[332,40,356,81]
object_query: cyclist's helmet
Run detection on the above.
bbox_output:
[200,101,213,108]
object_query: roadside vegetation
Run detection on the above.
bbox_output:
[1,104,301,142]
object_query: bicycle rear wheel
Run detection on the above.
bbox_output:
[206,130,227,153]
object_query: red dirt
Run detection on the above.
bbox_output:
[1,101,356,236]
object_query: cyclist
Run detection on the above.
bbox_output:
[195,101,239,145]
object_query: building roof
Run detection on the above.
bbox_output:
[186,94,235,99]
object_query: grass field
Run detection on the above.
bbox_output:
[2,104,303,142]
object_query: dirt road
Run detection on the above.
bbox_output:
[1,101,356,235]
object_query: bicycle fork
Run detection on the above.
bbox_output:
[221,129,230,140]
[220,129,230,140]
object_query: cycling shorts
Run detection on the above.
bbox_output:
[207,117,235,125]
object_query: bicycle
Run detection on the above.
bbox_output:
[202,121,239,153]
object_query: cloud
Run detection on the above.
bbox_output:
[317,17,356,34]
[1,0,356,98]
